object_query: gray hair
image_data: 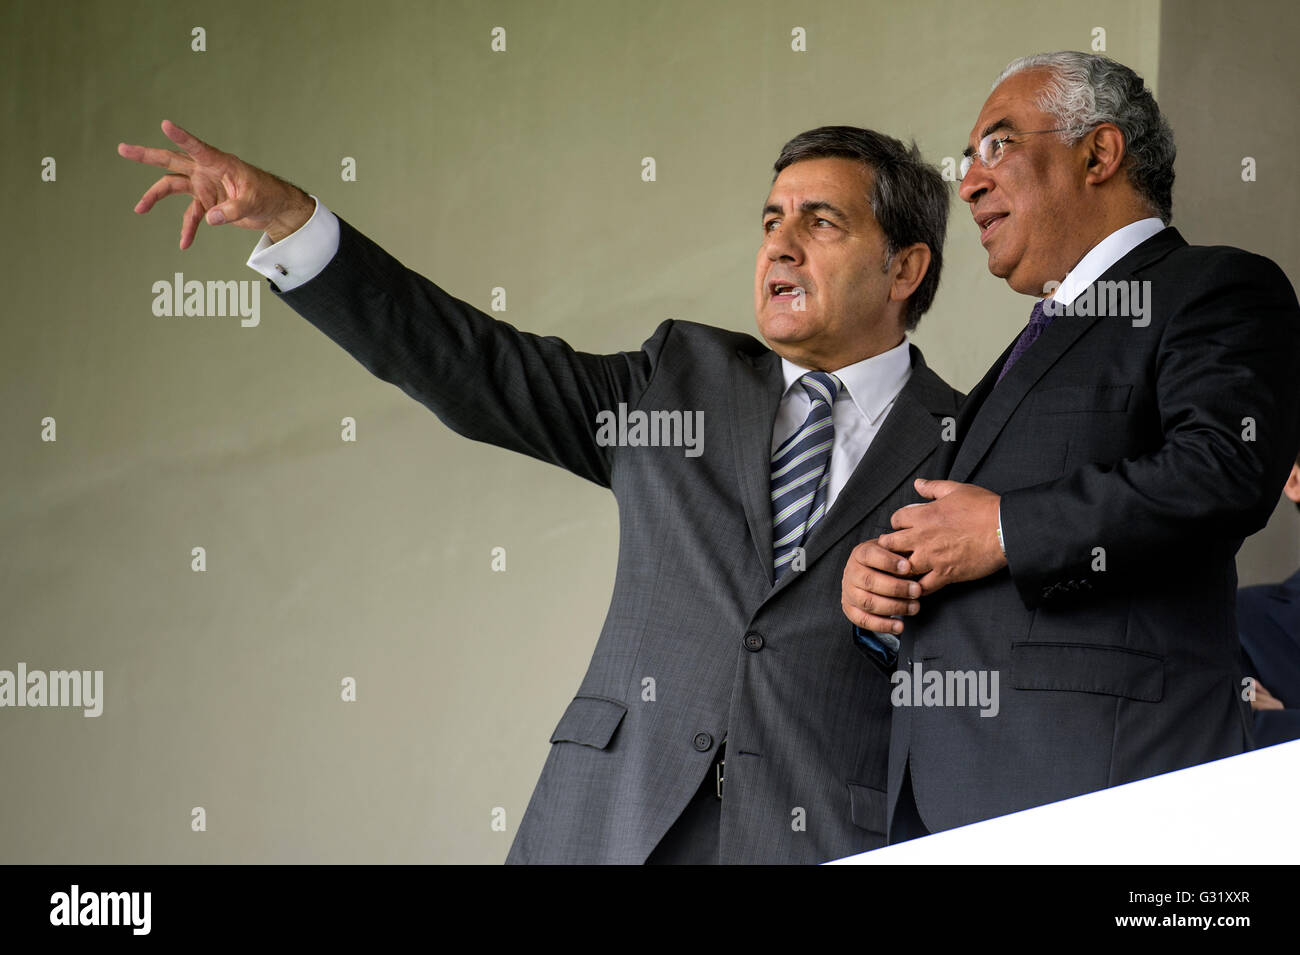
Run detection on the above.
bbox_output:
[996,52,1175,223]
[774,126,949,331]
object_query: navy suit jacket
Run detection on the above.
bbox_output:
[886,227,1300,835]
[1238,566,1300,747]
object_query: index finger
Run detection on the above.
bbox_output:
[117,141,193,174]
[850,538,912,576]
[116,120,215,172]
[890,500,928,530]
[159,119,218,161]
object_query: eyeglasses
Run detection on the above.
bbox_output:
[959,127,1080,180]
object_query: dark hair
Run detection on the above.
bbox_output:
[997,52,1176,224]
[773,126,949,331]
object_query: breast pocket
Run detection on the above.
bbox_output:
[1029,384,1132,415]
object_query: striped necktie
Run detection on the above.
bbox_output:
[771,371,841,580]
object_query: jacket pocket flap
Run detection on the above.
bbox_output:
[1030,384,1132,414]
[1010,642,1163,701]
[847,781,887,834]
[549,695,628,749]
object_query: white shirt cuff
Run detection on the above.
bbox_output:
[246,195,340,292]
[997,504,1006,557]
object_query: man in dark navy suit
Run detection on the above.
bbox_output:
[1238,453,1300,748]
[842,51,1300,840]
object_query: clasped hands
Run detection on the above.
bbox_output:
[841,478,1007,635]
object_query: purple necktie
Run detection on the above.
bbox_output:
[996,299,1053,384]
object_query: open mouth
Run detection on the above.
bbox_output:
[768,280,804,301]
[975,211,1008,243]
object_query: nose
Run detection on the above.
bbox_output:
[958,159,992,204]
[763,221,803,264]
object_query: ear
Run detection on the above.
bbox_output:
[888,242,932,305]
[1283,463,1300,503]
[1083,123,1127,185]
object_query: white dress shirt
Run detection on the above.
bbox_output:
[1048,217,1166,308]
[772,343,912,514]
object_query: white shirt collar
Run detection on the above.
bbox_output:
[778,335,912,424]
[1051,217,1166,307]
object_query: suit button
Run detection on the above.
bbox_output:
[743,631,765,652]
[693,732,713,752]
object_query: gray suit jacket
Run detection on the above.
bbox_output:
[272,216,961,863]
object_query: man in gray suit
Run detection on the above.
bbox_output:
[120,122,959,863]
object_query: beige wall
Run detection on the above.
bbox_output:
[1158,0,1300,586]
[0,0,1290,863]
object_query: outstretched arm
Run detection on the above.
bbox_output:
[120,120,668,488]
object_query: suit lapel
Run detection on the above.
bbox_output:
[948,311,1102,482]
[949,228,1188,483]
[939,342,1010,479]
[729,347,786,586]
